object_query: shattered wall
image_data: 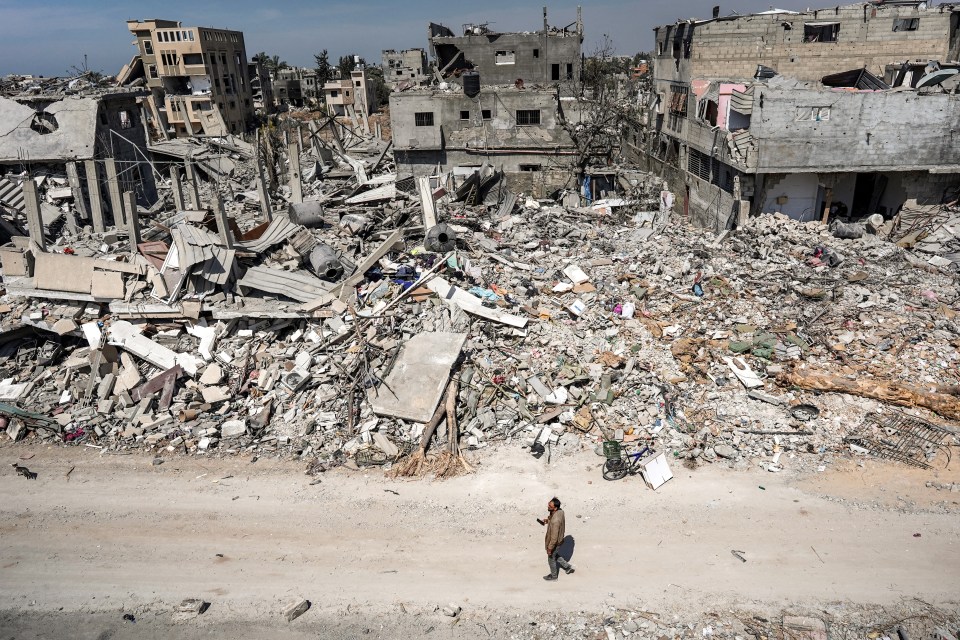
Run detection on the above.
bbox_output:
[748,83,960,173]
[653,4,959,85]
[382,49,428,86]
[431,31,582,86]
[391,88,580,191]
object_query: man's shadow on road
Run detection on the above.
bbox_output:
[558,535,575,563]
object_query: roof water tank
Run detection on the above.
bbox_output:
[463,72,480,98]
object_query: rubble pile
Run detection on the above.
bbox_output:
[1,115,958,476]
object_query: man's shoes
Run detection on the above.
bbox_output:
[543,575,558,581]
[565,567,575,575]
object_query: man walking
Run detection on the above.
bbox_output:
[539,497,574,581]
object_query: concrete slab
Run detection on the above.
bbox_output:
[369,332,466,423]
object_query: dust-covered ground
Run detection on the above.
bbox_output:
[1,443,958,639]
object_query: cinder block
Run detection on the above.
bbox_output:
[282,598,310,622]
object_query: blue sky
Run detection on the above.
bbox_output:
[0,0,815,77]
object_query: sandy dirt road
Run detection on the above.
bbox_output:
[0,444,958,638]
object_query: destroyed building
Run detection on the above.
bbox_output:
[272,68,320,109]
[391,8,603,196]
[323,68,377,117]
[248,60,274,112]
[382,48,429,89]
[391,85,587,194]
[629,1,960,229]
[428,8,583,85]
[0,90,158,237]
[120,19,255,138]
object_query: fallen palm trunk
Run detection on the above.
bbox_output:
[434,374,473,478]
[776,367,960,421]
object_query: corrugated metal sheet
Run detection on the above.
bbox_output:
[236,266,335,303]
[0,177,25,212]
[345,183,396,204]
[728,129,755,164]
[236,216,301,253]
[161,224,235,301]
[730,87,754,114]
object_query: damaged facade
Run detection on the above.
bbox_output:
[120,19,254,138]
[381,49,429,89]
[0,90,158,238]
[630,1,960,229]
[392,8,601,195]
[428,8,583,85]
[323,68,377,117]
[272,67,320,109]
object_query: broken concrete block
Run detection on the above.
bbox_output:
[6,419,25,442]
[371,432,399,458]
[108,320,198,376]
[282,598,310,622]
[747,389,784,406]
[0,380,29,401]
[724,356,763,389]
[199,363,224,386]
[714,444,737,459]
[117,391,134,408]
[563,264,589,284]
[186,324,217,361]
[173,598,209,621]
[220,420,246,438]
[527,376,552,399]
[80,322,103,348]
[96,373,116,400]
[200,386,231,404]
[51,318,78,336]
[545,387,568,405]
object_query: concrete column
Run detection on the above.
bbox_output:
[308,122,324,161]
[169,166,186,211]
[417,176,437,228]
[124,191,141,253]
[183,161,201,209]
[65,162,86,232]
[256,158,272,221]
[255,145,272,222]
[211,193,235,249]
[288,142,303,204]
[21,177,46,251]
[83,160,106,233]
[104,157,125,226]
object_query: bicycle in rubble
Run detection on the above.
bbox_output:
[601,440,653,481]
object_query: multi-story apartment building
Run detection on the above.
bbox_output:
[630,1,960,229]
[323,69,377,117]
[123,19,254,138]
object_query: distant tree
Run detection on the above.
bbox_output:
[366,67,391,107]
[558,36,628,175]
[270,55,289,75]
[337,54,365,78]
[314,49,332,88]
[253,52,288,77]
